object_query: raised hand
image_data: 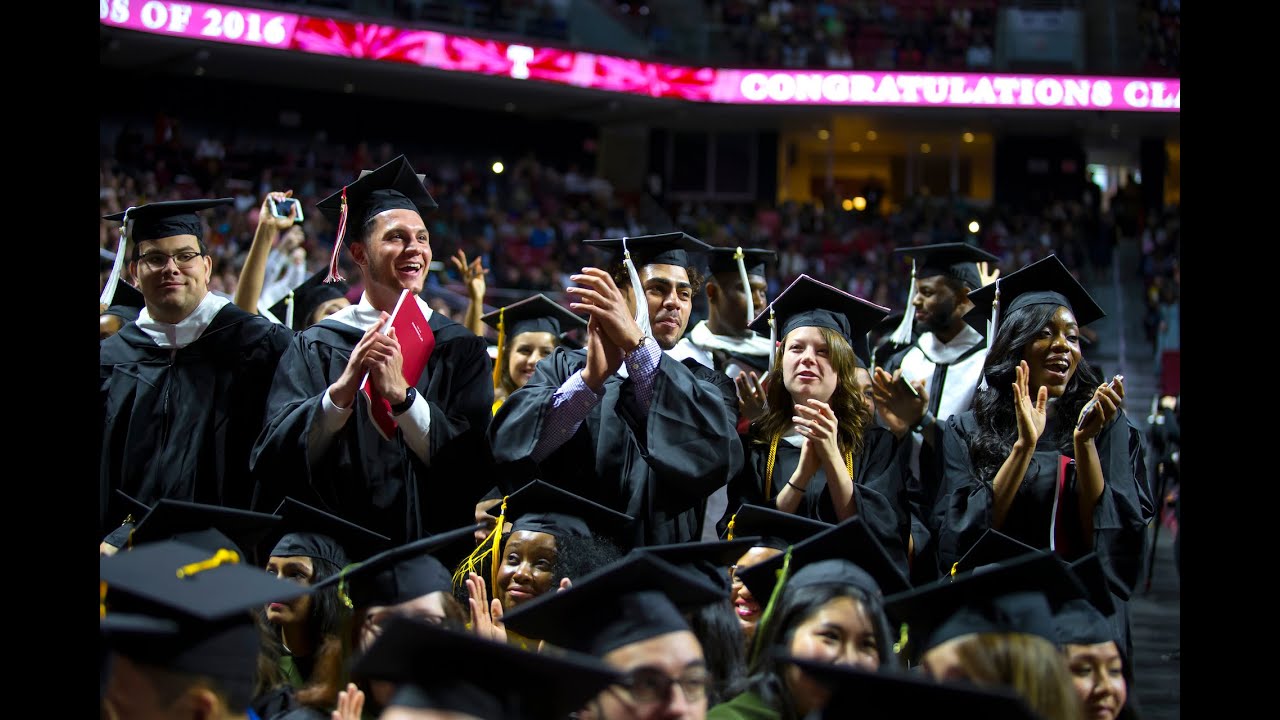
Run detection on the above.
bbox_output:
[364,326,409,405]
[331,683,365,720]
[566,268,643,354]
[582,315,624,392]
[1013,360,1048,446]
[978,260,1000,287]
[450,249,489,301]
[870,367,928,438]
[257,190,298,233]
[329,313,390,409]
[466,572,508,644]
[735,371,768,422]
[1076,375,1125,442]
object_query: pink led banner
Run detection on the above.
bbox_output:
[100,2,1180,112]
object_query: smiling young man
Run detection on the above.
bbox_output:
[487,233,743,548]
[250,155,493,544]
[99,198,295,537]
[874,242,1000,584]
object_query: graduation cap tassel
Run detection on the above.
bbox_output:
[892,622,910,657]
[734,246,755,325]
[768,306,778,374]
[175,548,241,578]
[749,545,793,666]
[325,187,349,283]
[491,308,506,392]
[99,208,135,308]
[978,281,1000,392]
[886,259,917,346]
[100,580,108,620]
[336,562,362,610]
[621,237,652,338]
[725,512,738,541]
[488,497,509,596]
[284,291,295,331]
[450,496,509,594]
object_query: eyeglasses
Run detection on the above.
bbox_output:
[617,668,710,704]
[137,250,205,271]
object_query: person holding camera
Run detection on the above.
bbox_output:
[99,198,295,535]
[234,191,308,318]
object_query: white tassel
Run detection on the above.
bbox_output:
[99,208,135,308]
[285,290,296,330]
[887,258,916,346]
[978,280,1000,391]
[768,306,777,374]
[622,237,651,338]
[734,246,755,325]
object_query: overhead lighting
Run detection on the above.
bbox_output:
[968,220,980,234]
[962,132,975,143]
[853,196,868,211]
[818,129,830,140]
[920,143,931,154]
[866,130,878,141]
[492,161,505,174]
[841,198,854,211]
[850,142,861,152]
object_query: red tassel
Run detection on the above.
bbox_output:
[325,186,349,283]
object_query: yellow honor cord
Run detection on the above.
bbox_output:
[765,433,855,500]
[492,308,506,392]
[175,548,240,578]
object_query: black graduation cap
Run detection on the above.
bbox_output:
[316,154,438,282]
[310,525,480,609]
[481,293,588,341]
[102,491,153,550]
[102,198,235,245]
[747,274,889,369]
[457,480,635,594]
[705,246,777,278]
[964,254,1106,339]
[724,503,832,550]
[584,231,713,269]
[736,515,911,605]
[352,617,624,720]
[884,551,1087,661]
[892,242,1000,291]
[102,278,146,321]
[101,540,311,712]
[791,657,1040,720]
[951,529,1041,576]
[502,553,725,657]
[268,497,392,567]
[1054,553,1118,646]
[633,537,762,595]
[128,499,282,564]
[267,266,350,331]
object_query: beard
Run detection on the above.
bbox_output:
[921,297,957,334]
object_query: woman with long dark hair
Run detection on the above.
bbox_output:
[729,275,912,573]
[933,255,1153,660]
[709,516,908,720]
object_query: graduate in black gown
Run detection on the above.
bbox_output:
[727,274,913,574]
[99,198,294,536]
[930,254,1152,660]
[487,232,743,548]
[250,155,494,544]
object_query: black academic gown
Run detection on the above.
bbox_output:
[932,409,1153,657]
[249,312,493,544]
[99,304,292,535]
[488,347,743,549]
[729,426,912,573]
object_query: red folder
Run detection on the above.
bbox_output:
[361,289,435,440]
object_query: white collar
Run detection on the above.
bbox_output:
[327,291,434,331]
[688,320,773,356]
[918,324,985,364]
[136,292,231,349]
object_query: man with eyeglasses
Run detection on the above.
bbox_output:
[504,553,723,720]
[100,198,295,537]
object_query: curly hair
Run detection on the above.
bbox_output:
[954,633,1084,720]
[752,327,871,461]
[968,303,1102,479]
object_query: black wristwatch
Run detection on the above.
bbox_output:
[391,386,417,415]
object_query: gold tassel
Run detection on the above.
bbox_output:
[100,580,108,620]
[892,622,910,656]
[725,512,738,541]
[950,561,960,579]
[176,548,240,578]
[336,561,362,609]
[451,496,509,594]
